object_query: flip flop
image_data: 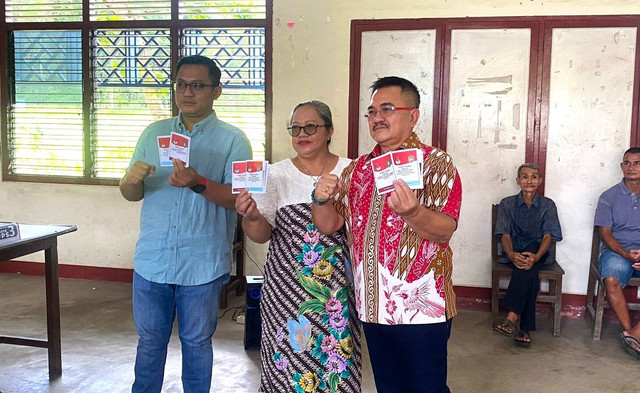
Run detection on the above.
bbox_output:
[494,318,517,337]
[620,332,640,360]
[515,330,531,347]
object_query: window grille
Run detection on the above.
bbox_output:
[5,0,83,23]
[92,29,172,178]
[8,30,84,176]
[2,1,270,183]
[182,28,265,159]
[179,0,266,20]
[90,0,171,21]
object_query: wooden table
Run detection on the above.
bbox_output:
[0,223,77,380]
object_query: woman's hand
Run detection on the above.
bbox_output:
[235,189,261,220]
[314,174,341,202]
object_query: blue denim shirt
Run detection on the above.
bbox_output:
[129,111,252,285]
[595,179,640,253]
[494,192,563,255]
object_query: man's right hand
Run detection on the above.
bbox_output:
[509,251,533,270]
[627,249,640,264]
[123,161,156,185]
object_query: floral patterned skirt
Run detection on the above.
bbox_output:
[258,203,362,393]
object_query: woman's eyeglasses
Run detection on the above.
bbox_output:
[287,124,329,137]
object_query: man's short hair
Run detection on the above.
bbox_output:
[174,55,222,87]
[517,163,541,178]
[623,147,640,157]
[369,76,420,108]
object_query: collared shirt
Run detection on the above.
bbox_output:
[595,179,640,252]
[494,192,563,254]
[129,111,252,285]
[333,133,462,325]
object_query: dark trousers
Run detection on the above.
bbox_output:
[502,241,546,332]
[362,319,452,393]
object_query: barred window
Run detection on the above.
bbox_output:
[92,29,172,178]
[8,30,83,176]
[182,28,266,160]
[2,1,270,184]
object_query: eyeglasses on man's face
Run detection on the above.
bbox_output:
[173,81,215,95]
[287,124,329,137]
[364,104,415,119]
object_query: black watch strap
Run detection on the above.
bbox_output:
[190,176,207,193]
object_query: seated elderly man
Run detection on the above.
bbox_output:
[493,163,563,346]
[595,147,640,359]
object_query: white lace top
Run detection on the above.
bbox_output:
[253,157,353,227]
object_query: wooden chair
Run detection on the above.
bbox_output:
[491,204,565,336]
[219,214,245,309]
[585,227,640,340]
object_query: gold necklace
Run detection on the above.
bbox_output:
[296,156,329,186]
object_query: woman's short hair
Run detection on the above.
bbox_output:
[289,100,333,128]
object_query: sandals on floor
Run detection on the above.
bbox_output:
[515,330,531,347]
[494,318,517,337]
[620,332,640,360]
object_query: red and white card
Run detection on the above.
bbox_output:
[371,148,423,194]
[157,136,172,167]
[232,160,269,193]
[169,132,191,167]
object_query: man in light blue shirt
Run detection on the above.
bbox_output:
[120,55,252,392]
[595,147,640,360]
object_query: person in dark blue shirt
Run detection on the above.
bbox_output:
[493,163,563,346]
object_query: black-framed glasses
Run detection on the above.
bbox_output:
[287,124,329,137]
[173,81,215,95]
[364,104,415,119]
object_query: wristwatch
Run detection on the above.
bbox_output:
[190,176,207,193]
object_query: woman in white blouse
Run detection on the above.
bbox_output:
[235,100,361,393]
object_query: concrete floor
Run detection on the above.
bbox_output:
[1,273,639,393]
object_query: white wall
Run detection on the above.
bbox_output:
[2,0,639,295]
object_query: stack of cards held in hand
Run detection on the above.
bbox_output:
[158,132,191,167]
[371,148,424,194]
[232,160,269,194]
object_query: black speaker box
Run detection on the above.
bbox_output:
[244,276,263,349]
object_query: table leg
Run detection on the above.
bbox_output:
[44,238,62,380]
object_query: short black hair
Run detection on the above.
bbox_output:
[174,55,222,87]
[369,76,420,108]
[624,147,640,157]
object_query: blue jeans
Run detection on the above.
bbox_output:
[600,249,640,288]
[132,272,226,393]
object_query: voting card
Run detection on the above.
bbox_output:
[168,132,191,167]
[246,160,268,193]
[371,153,396,194]
[231,160,269,194]
[391,149,423,189]
[157,136,172,167]
[231,161,247,194]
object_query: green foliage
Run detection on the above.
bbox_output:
[296,269,332,302]
[298,299,326,316]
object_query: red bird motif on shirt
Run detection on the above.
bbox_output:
[398,281,446,321]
